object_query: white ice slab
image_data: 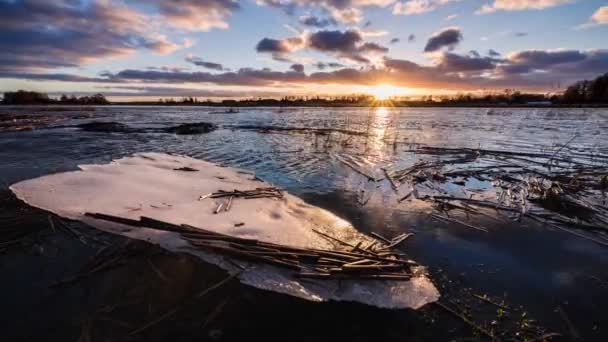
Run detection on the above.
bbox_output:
[10,152,439,309]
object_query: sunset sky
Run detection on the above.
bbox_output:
[1,0,607,100]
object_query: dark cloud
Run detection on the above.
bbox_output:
[257,30,388,64]
[185,56,226,71]
[363,20,372,27]
[299,16,337,28]
[103,68,306,86]
[469,50,481,58]
[390,38,400,44]
[497,49,605,77]
[508,50,587,69]
[0,72,116,83]
[314,62,345,70]
[514,32,528,37]
[147,66,190,72]
[0,0,181,73]
[50,86,285,99]
[407,34,416,43]
[436,53,498,72]
[488,49,501,57]
[384,58,424,72]
[256,37,304,53]
[424,27,463,53]
[290,64,305,73]
[359,42,389,53]
[308,30,389,62]
[309,30,362,52]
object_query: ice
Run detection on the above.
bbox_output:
[10,152,439,309]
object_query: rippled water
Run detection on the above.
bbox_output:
[2,105,608,340]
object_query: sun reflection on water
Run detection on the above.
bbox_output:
[364,106,393,160]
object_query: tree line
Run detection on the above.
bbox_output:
[1,90,108,105]
[2,73,607,106]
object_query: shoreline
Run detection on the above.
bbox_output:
[2,103,608,108]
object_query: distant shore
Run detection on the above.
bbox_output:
[2,102,607,108]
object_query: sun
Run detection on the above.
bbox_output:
[368,84,400,100]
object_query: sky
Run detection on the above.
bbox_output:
[0,0,607,100]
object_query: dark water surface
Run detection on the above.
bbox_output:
[1,105,608,341]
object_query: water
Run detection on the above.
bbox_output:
[1,105,608,340]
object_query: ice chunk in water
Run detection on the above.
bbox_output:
[10,153,439,309]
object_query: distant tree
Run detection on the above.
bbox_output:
[2,90,51,104]
[562,73,608,104]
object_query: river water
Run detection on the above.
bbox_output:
[1,105,608,340]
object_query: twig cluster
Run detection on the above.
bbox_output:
[85,213,417,281]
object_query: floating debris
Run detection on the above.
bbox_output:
[385,143,608,245]
[85,213,417,282]
[76,121,217,135]
[207,187,283,200]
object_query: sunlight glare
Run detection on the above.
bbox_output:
[368,85,400,100]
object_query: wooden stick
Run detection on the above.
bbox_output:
[225,196,234,212]
[311,229,356,248]
[370,232,392,244]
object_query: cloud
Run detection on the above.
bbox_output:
[578,6,608,29]
[308,30,389,62]
[256,37,305,53]
[590,6,608,24]
[103,68,307,86]
[256,0,395,24]
[444,14,459,21]
[477,0,574,14]
[488,49,501,57]
[0,0,185,73]
[78,86,287,99]
[299,15,338,27]
[435,52,499,72]
[408,34,416,42]
[308,30,357,51]
[290,63,305,72]
[390,38,400,44]
[359,42,389,53]
[423,27,462,52]
[314,62,345,69]
[359,29,389,37]
[145,0,240,31]
[514,31,528,37]
[256,30,389,64]
[185,56,227,71]
[498,49,588,74]
[4,44,606,94]
[393,0,461,15]
[0,72,117,83]
[147,66,190,72]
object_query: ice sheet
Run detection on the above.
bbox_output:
[10,152,439,309]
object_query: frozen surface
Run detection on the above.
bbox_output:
[10,152,439,309]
